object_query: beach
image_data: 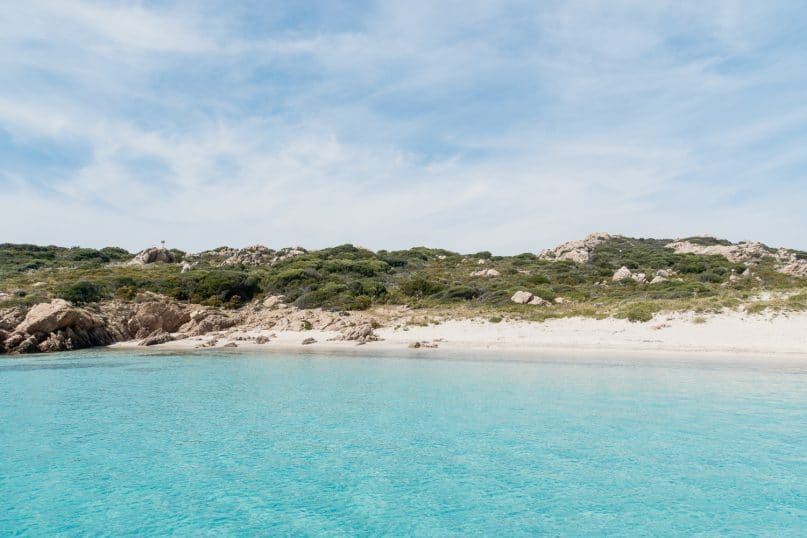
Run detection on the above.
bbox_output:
[110,310,807,358]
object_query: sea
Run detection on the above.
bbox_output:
[1,349,805,535]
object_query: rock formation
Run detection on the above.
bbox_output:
[664,240,770,264]
[612,267,648,283]
[470,269,501,278]
[612,266,633,282]
[2,299,115,354]
[220,245,275,267]
[199,245,308,268]
[666,239,807,277]
[538,233,613,264]
[510,291,547,305]
[332,323,380,344]
[129,247,176,265]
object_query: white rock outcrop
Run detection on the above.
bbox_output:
[129,247,176,265]
[612,266,647,283]
[510,291,547,305]
[665,239,770,263]
[666,239,807,278]
[612,266,633,282]
[220,245,275,266]
[470,269,501,278]
[538,233,613,264]
[511,291,534,304]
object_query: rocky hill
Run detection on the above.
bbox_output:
[2,235,806,354]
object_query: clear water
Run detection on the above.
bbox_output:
[1,350,805,536]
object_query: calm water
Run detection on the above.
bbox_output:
[1,350,806,536]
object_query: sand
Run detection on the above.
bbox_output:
[109,309,807,359]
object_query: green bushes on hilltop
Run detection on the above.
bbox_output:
[2,237,806,318]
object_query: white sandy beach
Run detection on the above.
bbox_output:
[110,310,807,358]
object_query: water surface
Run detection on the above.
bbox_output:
[1,350,805,535]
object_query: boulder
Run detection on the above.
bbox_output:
[528,296,547,305]
[18,299,96,335]
[128,302,190,339]
[631,272,647,284]
[0,307,26,331]
[650,276,667,284]
[129,247,176,265]
[301,337,317,345]
[335,324,379,343]
[178,309,238,335]
[139,330,176,347]
[612,266,633,282]
[2,299,115,354]
[511,291,534,304]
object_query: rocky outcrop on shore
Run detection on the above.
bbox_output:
[1,299,115,354]
[0,293,387,355]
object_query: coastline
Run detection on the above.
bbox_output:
[109,310,807,360]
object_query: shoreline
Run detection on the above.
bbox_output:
[108,311,807,361]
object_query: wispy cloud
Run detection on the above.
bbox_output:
[1,0,806,252]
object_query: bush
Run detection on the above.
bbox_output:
[67,248,109,263]
[618,302,659,323]
[58,281,106,304]
[400,276,444,297]
[437,286,481,301]
[179,271,259,304]
[698,272,723,283]
[99,247,132,261]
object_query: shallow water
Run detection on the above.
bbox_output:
[1,350,806,536]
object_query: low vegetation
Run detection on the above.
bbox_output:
[1,237,805,321]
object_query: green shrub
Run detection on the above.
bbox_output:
[698,272,723,283]
[617,302,659,323]
[67,248,109,263]
[57,281,106,304]
[99,247,132,261]
[400,276,444,297]
[179,271,259,304]
[437,286,481,301]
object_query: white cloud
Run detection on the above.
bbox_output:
[0,0,805,253]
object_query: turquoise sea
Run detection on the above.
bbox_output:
[1,350,805,536]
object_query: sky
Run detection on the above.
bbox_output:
[1,1,806,254]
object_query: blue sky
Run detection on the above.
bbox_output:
[1,1,806,253]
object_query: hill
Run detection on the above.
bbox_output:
[2,234,806,354]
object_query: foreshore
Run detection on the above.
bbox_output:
[110,310,807,359]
